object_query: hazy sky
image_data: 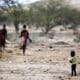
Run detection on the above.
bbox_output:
[18,0,40,4]
[70,0,80,4]
[18,0,80,6]
[68,0,80,8]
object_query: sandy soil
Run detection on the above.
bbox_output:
[0,41,80,80]
[0,28,80,80]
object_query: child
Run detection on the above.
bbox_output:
[69,50,77,76]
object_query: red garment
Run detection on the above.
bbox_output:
[21,30,29,44]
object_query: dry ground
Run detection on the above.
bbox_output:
[0,42,80,80]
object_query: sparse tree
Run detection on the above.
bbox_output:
[0,0,24,33]
[29,0,65,33]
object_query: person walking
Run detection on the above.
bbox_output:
[20,25,30,56]
[2,24,7,50]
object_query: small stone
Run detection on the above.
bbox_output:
[38,49,41,51]
[68,77,71,80]
[58,76,62,79]
[49,46,53,48]
[44,69,48,72]
[0,77,3,80]
[7,50,13,53]
[11,71,14,73]
[24,60,26,62]
[58,76,64,80]
[41,44,44,46]
[49,59,52,62]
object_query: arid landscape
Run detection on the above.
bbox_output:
[0,27,80,80]
[0,0,80,80]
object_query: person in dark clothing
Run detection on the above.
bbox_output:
[69,50,77,76]
[20,25,30,56]
[0,30,4,51]
[2,24,7,49]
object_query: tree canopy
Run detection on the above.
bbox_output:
[0,0,80,33]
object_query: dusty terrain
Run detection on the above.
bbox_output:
[0,27,80,80]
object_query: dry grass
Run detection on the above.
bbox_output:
[0,51,12,60]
